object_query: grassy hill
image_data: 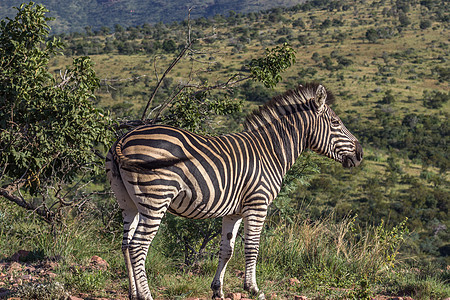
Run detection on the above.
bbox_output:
[50,0,449,266]
[1,0,449,299]
[0,0,306,34]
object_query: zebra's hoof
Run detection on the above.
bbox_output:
[211,290,223,299]
[257,292,265,300]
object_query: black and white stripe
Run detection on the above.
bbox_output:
[106,83,363,300]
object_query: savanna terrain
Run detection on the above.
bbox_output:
[0,0,449,299]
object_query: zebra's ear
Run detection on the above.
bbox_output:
[314,85,327,111]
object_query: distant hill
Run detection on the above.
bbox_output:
[0,0,307,34]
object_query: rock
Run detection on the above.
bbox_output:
[43,260,59,270]
[21,274,33,280]
[10,250,30,262]
[0,262,7,272]
[226,293,242,300]
[89,255,109,271]
[8,262,22,272]
[27,266,36,272]
[235,270,245,278]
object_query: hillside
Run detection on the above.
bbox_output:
[50,0,449,260]
[0,0,306,34]
[1,0,449,299]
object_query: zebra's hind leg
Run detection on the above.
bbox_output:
[127,193,171,300]
[243,212,267,300]
[211,215,242,299]
[112,192,140,299]
[106,155,140,299]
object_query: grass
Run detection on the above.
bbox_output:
[1,197,449,299]
[249,216,405,298]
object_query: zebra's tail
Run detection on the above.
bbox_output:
[110,139,154,173]
[106,141,124,179]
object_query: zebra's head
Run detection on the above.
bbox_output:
[307,84,363,168]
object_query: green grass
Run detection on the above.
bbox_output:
[1,199,449,299]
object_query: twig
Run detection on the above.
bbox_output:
[150,84,189,123]
[140,6,196,122]
[140,43,192,121]
[153,56,160,82]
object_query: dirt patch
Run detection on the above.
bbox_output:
[0,251,126,300]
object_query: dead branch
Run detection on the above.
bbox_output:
[140,42,192,121]
[0,186,55,224]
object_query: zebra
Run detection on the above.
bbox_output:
[105,82,363,300]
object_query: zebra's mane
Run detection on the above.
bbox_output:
[244,82,335,130]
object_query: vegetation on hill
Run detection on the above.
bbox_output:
[0,0,306,34]
[0,0,449,299]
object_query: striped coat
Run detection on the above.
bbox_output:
[106,83,363,300]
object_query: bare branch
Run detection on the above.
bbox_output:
[54,69,73,89]
[140,43,192,121]
[153,56,160,82]
[150,84,189,123]
[187,6,193,45]
[140,6,197,122]
[0,187,55,224]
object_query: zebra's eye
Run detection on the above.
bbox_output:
[331,118,340,126]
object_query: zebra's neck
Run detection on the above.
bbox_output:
[243,86,321,177]
[244,109,311,177]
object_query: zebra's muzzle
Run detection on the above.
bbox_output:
[342,141,363,168]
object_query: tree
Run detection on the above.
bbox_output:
[125,27,296,266]
[0,2,112,224]
[422,90,449,109]
[162,39,177,53]
[419,19,432,29]
[365,28,379,43]
[381,90,395,104]
[398,13,411,27]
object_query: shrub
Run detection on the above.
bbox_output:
[420,19,432,29]
[422,90,449,109]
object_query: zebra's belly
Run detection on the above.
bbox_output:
[167,189,239,219]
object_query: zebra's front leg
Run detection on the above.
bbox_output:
[211,215,243,299]
[243,213,267,300]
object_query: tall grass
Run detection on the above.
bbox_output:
[230,215,411,298]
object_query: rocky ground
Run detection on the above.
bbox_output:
[0,250,418,300]
[0,250,125,300]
